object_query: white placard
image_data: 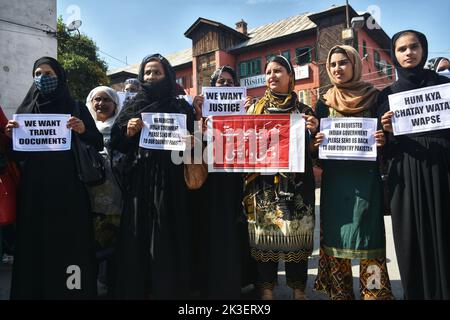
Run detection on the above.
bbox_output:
[388,83,450,136]
[139,113,187,151]
[319,117,378,161]
[12,114,72,152]
[202,87,247,117]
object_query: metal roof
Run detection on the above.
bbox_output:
[108,47,193,76]
[229,13,316,52]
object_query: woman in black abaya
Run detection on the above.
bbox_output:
[190,66,255,299]
[6,57,103,299]
[377,30,450,299]
[111,54,195,299]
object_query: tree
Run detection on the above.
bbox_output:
[57,17,109,101]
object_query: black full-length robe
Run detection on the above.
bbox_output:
[11,104,102,299]
[112,97,195,300]
[376,30,450,299]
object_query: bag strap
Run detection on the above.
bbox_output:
[72,100,80,118]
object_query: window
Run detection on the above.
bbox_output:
[298,89,312,106]
[362,40,367,57]
[387,64,393,80]
[374,50,381,71]
[295,47,312,65]
[266,51,291,65]
[238,58,262,77]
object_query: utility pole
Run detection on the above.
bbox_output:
[346,0,350,28]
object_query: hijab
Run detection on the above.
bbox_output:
[210,65,238,87]
[390,30,450,93]
[115,53,184,128]
[252,55,299,115]
[323,45,379,115]
[86,86,120,136]
[16,57,74,114]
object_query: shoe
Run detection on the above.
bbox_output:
[260,288,274,300]
[293,289,308,300]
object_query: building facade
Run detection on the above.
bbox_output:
[109,5,394,108]
[0,0,57,117]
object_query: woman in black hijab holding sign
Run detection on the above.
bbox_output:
[5,57,103,299]
[378,30,450,299]
[111,54,195,299]
[190,66,255,299]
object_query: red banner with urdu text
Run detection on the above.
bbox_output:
[207,114,305,173]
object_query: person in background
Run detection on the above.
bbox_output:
[378,30,450,300]
[5,57,103,299]
[426,57,450,79]
[85,86,123,297]
[426,57,450,72]
[313,45,393,300]
[244,55,318,300]
[124,78,140,93]
[0,105,16,266]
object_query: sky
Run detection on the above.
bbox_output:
[56,0,450,71]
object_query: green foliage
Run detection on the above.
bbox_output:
[57,17,109,101]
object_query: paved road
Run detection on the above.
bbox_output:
[0,188,403,300]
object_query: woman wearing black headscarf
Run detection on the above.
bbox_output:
[189,66,255,299]
[5,57,103,299]
[111,54,195,299]
[377,31,450,299]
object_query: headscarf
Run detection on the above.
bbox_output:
[86,86,120,136]
[425,57,448,71]
[390,30,449,93]
[115,53,183,128]
[210,65,238,87]
[16,57,74,115]
[251,55,298,115]
[323,45,379,115]
[124,78,140,87]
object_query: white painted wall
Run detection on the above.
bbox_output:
[0,0,57,117]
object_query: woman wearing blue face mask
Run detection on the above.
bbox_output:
[5,57,103,299]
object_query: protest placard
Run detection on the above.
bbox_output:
[319,117,378,161]
[139,113,187,151]
[12,114,72,152]
[388,83,450,135]
[207,114,305,173]
[202,87,247,116]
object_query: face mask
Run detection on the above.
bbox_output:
[34,75,58,94]
[438,69,450,79]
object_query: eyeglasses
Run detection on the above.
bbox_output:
[93,96,112,103]
[216,78,234,85]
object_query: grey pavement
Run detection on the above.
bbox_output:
[0,188,403,300]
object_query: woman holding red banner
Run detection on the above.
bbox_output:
[378,30,450,300]
[243,55,318,300]
[189,66,255,299]
[312,45,393,300]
